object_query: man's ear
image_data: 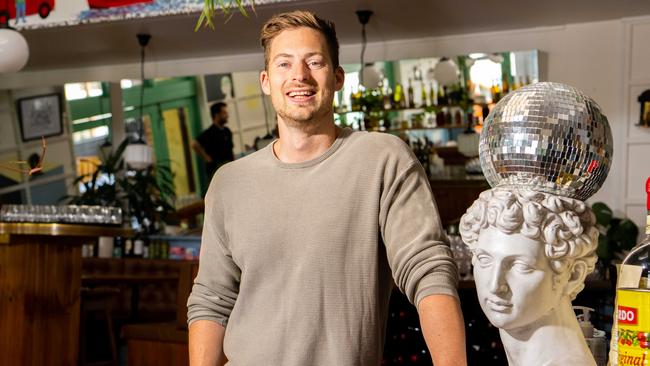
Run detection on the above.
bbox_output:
[260,70,271,95]
[565,260,588,297]
[334,66,345,91]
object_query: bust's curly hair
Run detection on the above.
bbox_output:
[459,188,598,299]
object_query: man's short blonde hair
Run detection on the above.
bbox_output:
[260,10,340,70]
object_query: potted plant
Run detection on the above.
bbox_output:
[65,138,175,234]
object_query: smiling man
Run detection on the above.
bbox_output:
[187,10,466,366]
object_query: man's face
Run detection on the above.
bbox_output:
[472,227,563,331]
[214,108,228,126]
[260,27,344,127]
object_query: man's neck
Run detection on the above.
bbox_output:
[273,117,340,164]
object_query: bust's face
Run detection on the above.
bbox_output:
[473,227,563,331]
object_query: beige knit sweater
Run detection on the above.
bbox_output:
[187,128,458,366]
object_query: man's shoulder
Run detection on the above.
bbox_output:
[347,130,413,158]
[214,147,269,178]
[197,125,216,139]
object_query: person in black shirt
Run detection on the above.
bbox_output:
[192,102,235,180]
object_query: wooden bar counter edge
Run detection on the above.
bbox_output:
[0,222,132,366]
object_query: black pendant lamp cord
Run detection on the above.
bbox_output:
[136,34,151,142]
[360,22,367,79]
[139,43,145,124]
[356,10,373,86]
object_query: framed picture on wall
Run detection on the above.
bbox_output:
[16,93,63,142]
[204,73,235,102]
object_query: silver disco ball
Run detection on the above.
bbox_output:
[479,82,613,201]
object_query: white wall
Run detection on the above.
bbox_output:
[621,18,650,232]
[2,16,648,227]
[0,86,75,204]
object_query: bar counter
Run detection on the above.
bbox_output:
[0,222,130,366]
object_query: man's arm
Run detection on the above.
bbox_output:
[192,140,213,163]
[418,294,467,366]
[189,320,227,366]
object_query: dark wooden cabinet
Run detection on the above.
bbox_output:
[429,178,490,226]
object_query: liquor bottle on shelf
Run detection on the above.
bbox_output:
[420,82,428,108]
[407,79,415,109]
[428,83,436,107]
[437,85,447,107]
[491,80,502,103]
[124,238,133,258]
[383,86,394,110]
[502,73,510,95]
[609,177,650,365]
[394,83,405,109]
[113,236,123,258]
[142,237,150,259]
[133,237,144,258]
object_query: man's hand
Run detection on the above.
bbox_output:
[418,294,467,366]
[189,320,227,366]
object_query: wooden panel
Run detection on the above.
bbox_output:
[0,237,84,366]
[429,179,489,226]
[176,261,200,329]
[127,339,189,366]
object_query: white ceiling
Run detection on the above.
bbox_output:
[20,0,650,71]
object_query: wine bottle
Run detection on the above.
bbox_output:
[407,80,415,109]
[610,177,650,365]
[394,83,404,109]
[502,73,510,95]
[420,82,428,108]
[124,238,133,258]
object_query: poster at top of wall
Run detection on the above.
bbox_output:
[2,0,296,30]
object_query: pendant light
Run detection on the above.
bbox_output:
[356,10,381,89]
[124,33,154,170]
[0,23,29,73]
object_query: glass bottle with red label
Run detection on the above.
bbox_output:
[611,176,650,365]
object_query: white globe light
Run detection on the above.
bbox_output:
[361,66,382,88]
[0,28,29,73]
[124,142,154,170]
[433,58,460,87]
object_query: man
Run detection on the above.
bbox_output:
[187,10,466,366]
[192,102,234,180]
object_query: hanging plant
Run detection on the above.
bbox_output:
[195,0,256,31]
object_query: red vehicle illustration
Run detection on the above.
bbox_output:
[87,0,152,9]
[0,0,54,24]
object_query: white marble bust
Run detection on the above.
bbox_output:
[459,188,598,366]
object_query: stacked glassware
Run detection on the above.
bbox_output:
[0,204,122,225]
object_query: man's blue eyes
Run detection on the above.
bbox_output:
[276,61,323,68]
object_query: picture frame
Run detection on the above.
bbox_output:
[16,93,63,142]
[204,73,235,102]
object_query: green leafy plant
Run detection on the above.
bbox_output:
[64,139,176,233]
[65,139,129,208]
[592,202,639,261]
[195,0,255,31]
[118,163,175,232]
